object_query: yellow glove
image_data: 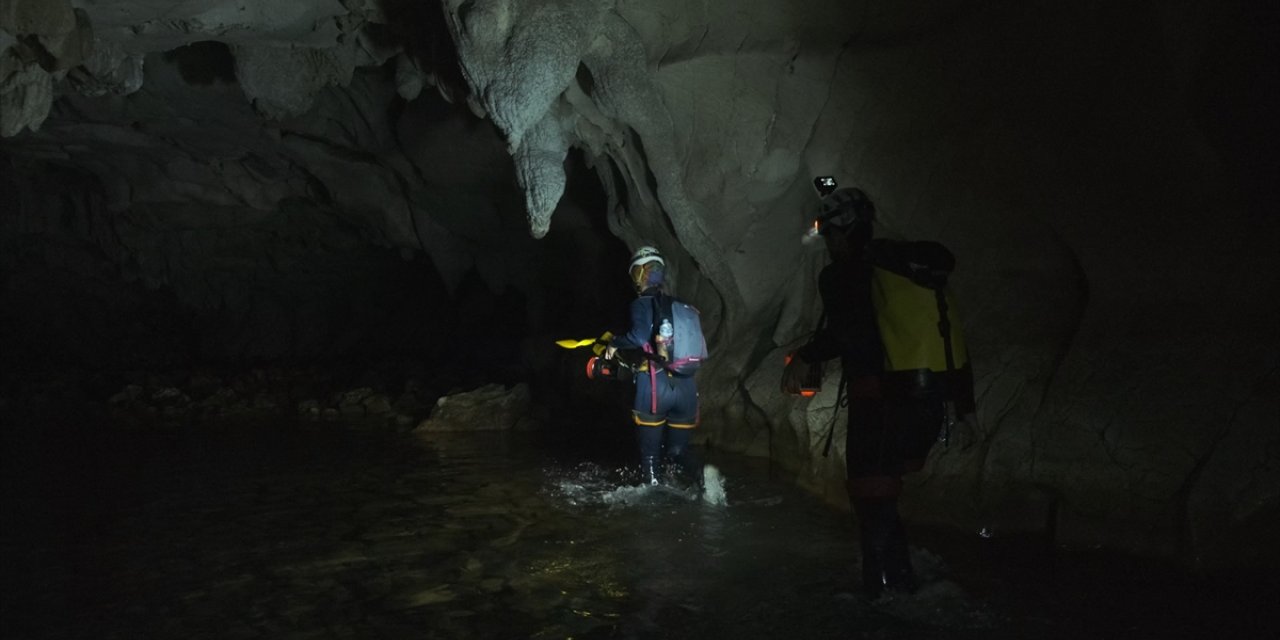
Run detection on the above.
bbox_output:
[592,331,613,356]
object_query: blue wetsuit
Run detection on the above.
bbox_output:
[611,287,701,485]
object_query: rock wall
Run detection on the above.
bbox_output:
[437,0,1279,568]
[2,0,1276,567]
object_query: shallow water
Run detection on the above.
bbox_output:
[2,417,1276,639]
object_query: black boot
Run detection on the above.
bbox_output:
[853,498,890,598]
[674,452,705,494]
[665,434,704,494]
[882,515,917,594]
[858,536,887,599]
[854,497,916,597]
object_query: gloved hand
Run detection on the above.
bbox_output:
[781,352,811,395]
[595,331,614,357]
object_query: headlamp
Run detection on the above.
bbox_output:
[801,218,824,245]
[814,175,838,197]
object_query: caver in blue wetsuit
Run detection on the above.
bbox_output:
[605,246,702,488]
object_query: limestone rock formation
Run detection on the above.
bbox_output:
[438,0,1279,568]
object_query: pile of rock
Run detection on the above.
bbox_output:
[100,365,446,428]
[414,383,538,432]
[295,385,428,428]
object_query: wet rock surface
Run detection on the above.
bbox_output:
[415,382,536,432]
[1,360,479,434]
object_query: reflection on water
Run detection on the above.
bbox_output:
[2,419,1274,639]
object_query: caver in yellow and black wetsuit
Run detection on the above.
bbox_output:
[796,238,973,597]
[611,286,701,486]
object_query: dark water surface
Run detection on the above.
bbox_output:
[2,417,1276,639]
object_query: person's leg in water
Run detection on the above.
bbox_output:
[663,373,703,491]
[847,375,916,598]
[632,365,666,486]
[850,492,914,597]
[663,425,703,491]
[634,416,665,486]
[874,370,945,594]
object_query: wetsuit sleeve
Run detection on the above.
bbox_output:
[610,296,654,350]
[796,325,841,363]
[795,267,842,363]
[795,262,882,372]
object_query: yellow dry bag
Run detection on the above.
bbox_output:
[870,267,968,374]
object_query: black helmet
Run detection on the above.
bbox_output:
[814,187,875,235]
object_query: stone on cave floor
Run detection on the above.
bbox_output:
[415,383,536,432]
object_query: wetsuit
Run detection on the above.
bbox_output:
[796,250,939,596]
[611,287,701,486]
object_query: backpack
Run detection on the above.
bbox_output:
[651,294,708,376]
[865,238,976,415]
[866,240,965,373]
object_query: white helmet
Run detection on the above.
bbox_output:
[629,246,665,270]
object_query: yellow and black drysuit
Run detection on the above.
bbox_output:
[795,237,974,597]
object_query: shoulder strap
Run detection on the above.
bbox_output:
[651,292,675,323]
[866,239,954,290]
[648,293,674,365]
[934,289,956,373]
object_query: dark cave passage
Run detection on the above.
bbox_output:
[0,69,634,428]
[2,0,1278,637]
